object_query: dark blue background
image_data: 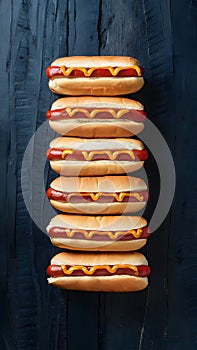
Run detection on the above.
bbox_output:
[0,1,196,349]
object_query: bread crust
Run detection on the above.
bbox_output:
[50,175,147,192]
[50,160,144,176]
[49,76,144,96]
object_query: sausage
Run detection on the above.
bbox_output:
[46,66,144,79]
[48,226,151,241]
[46,148,148,161]
[46,188,149,203]
[47,264,151,277]
[46,108,147,123]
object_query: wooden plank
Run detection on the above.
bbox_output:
[99,1,176,349]
[130,1,175,349]
[0,1,68,349]
[0,0,196,349]
[98,1,152,349]
[65,1,101,350]
[0,0,17,348]
[166,1,197,349]
[68,0,100,55]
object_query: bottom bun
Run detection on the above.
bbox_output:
[48,76,144,96]
[50,237,147,251]
[50,160,144,176]
[48,275,148,292]
[49,200,146,215]
[49,120,144,138]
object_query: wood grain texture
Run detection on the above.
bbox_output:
[99,2,152,350]
[66,2,100,349]
[0,0,196,349]
[0,1,68,349]
[166,1,197,349]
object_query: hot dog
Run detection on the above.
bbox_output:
[46,97,146,137]
[47,214,151,251]
[47,252,150,291]
[46,137,148,176]
[46,56,144,96]
[46,175,148,215]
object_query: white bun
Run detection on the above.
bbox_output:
[51,97,144,110]
[48,214,147,231]
[49,77,144,96]
[50,251,148,266]
[48,275,148,291]
[48,56,144,96]
[49,200,146,214]
[51,56,141,67]
[49,120,144,138]
[50,176,147,193]
[50,237,147,251]
[47,215,147,251]
[50,160,144,176]
[49,137,144,150]
[48,251,149,291]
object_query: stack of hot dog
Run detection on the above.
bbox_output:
[45,56,151,292]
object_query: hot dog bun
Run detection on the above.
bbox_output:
[50,55,141,68]
[47,56,144,96]
[47,214,149,251]
[47,252,149,291]
[49,136,144,149]
[48,97,145,137]
[48,137,146,176]
[47,175,148,214]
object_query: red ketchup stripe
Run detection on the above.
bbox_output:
[46,108,147,123]
[46,188,149,203]
[46,66,144,79]
[46,148,148,161]
[47,265,151,278]
[48,226,151,241]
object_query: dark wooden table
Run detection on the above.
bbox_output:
[0,1,196,349]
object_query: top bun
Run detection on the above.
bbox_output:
[51,96,144,110]
[49,137,144,151]
[50,175,147,193]
[50,251,148,267]
[47,214,147,232]
[51,56,140,68]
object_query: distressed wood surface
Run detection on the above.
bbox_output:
[0,1,196,349]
